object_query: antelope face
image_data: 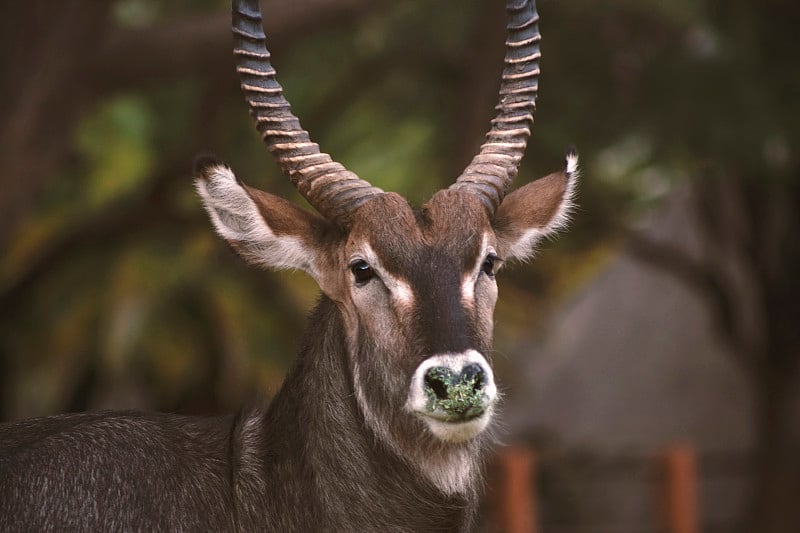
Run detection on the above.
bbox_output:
[196,156,577,448]
[337,157,577,447]
[342,191,500,444]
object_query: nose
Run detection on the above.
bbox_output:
[423,363,488,419]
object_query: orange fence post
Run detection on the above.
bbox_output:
[495,446,539,533]
[657,444,700,533]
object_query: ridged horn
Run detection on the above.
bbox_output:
[232,0,384,226]
[450,0,542,214]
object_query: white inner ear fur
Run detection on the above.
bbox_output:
[195,165,317,276]
[504,152,579,262]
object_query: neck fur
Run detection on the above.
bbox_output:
[253,296,484,531]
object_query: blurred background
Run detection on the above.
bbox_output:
[1,0,797,531]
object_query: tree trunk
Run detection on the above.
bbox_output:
[746,368,800,533]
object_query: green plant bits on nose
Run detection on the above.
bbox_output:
[425,367,485,415]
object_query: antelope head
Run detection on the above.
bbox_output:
[195,0,576,486]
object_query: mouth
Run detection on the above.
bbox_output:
[422,407,486,424]
[413,409,493,443]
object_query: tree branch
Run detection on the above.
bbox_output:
[91,0,388,93]
[0,156,307,333]
[0,0,388,247]
[625,230,757,376]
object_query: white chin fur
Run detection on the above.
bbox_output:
[420,410,493,443]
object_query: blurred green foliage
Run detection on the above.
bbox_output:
[1,0,797,424]
[78,96,155,207]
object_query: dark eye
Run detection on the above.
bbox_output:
[481,254,497,277]
[350,260,375,285]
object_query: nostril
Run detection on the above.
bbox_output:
[424,368,452,400]
[460,363,487,392]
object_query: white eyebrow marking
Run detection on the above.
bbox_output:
[461,277,475,306]
[392,281,414,307]
[461,233,492,306]
[358,243,415,307]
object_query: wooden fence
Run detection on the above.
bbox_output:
[485,444,750,533]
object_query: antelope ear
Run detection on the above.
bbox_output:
[493,150,578,262]
[194,156,328,277]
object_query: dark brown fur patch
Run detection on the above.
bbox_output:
[493,170,568,234]
[246,185,328,239]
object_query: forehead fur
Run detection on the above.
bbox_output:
[348,193,422,254]
[348,190,490,272]
[420,189,489,246]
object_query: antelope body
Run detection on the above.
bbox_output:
[0,0,577,531]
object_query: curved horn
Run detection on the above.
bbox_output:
[450,0,542,214]
[232,0,383,226]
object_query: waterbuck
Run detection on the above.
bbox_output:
[0,0,577,530]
